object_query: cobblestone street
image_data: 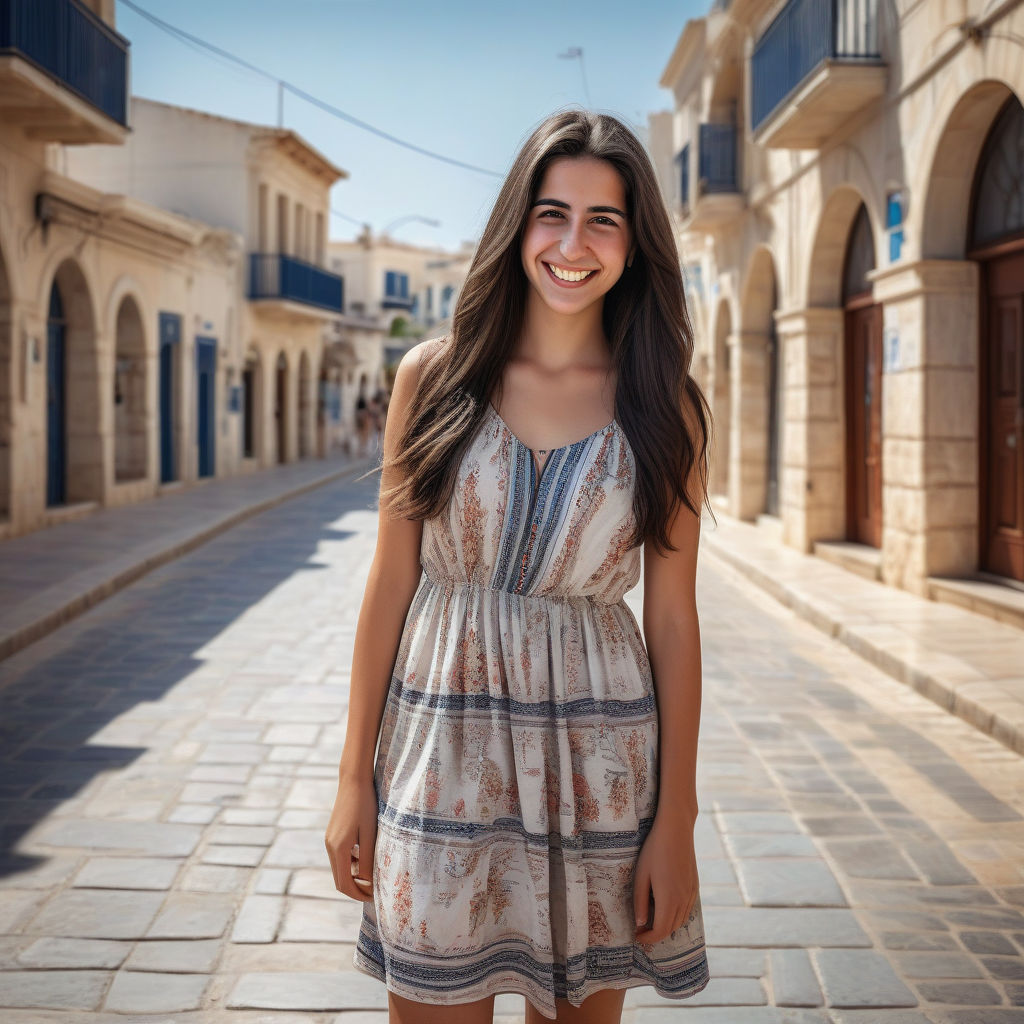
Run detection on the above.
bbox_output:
[0,472,1022,1023]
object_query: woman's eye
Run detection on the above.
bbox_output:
[538,210,616,226]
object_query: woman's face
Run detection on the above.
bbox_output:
[520,155,634,316]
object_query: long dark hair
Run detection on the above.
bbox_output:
[376,108,714,555]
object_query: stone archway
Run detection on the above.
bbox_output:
[46,260,101,507]
[113,295,148,483]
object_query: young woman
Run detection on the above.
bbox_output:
[325,109,714,1024]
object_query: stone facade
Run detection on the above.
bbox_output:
[654,0,1024,596]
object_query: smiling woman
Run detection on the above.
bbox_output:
[325,108,714,1024]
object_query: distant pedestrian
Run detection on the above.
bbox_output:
[325,109,714,1024]
[355,391,371,456]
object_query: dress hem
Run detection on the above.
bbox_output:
[352,944,711,1021]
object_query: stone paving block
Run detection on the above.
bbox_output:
[284,778,336,810]
[705,946,766,977]
[959,930,1018,955]
[279,895,363,942]
[914,980,1002,1004]
[827,1014,935,1024]
[0,969,110,1010]
[16,936,129,968]
[179,781,246,804]
[208,824,276,846]
[29,818,202,856]
[0,889,45,932]
[941,1012,1024,1024]
[798,815,883,837]
[222,807,279,826]
[880,931,959,951]
[946,906,1024,929]
[734,859,847,907]
[702,884,746,906]
[769,948,822,1006]
[980,955,1024,979]
[178,863,250,892]
[103,969,209,1012]
[167,803,220,824]
[703,908,871,948]
[0,855,78,891]
[289,868,338,899]
[891,951,984,978]
[72,855,182,890]
[811,949,917,1008]
[265,829,331,868]
[278,809,329,828]
[124,938,221,973]
[26,889,164,939]
[701,859,739,884]
[189,763,253,782]
[197,742,267,764]
[821,838,919,880]
[627,977,766,1006]
[231,894,284,943]
[145,891,235,939]
[718,812,804,834]
[226,970,388,1010]
[901,840,978,886]
[201,844,266,867]
[630,1008,827,1023]
[727,834,821,858]
[255,867,292,894]
[264,723,320,745]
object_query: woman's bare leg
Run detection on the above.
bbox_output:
[525,987,626,1024]
[388,990,495,1024]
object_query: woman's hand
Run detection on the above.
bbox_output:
[325,771,378,903]
[633,813,699,945]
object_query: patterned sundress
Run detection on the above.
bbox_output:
[352,399,710,1019]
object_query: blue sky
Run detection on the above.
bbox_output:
[115,0,706,251]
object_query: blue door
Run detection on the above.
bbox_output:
[159,313,181,483]
[196,337,217,478]
[46,284,66,506]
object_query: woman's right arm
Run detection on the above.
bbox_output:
[324,337,438,901]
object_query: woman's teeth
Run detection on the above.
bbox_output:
[546,262,596,283]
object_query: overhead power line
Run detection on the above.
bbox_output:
[118,0,502,178]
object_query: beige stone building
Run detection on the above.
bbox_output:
[327,230,474,419]
[65,97,353,468]
[0,0,249,539]
[654,0,1024,622]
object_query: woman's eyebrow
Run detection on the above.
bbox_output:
[531,198,626,218]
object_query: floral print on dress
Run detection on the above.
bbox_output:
[352,402,710,1019]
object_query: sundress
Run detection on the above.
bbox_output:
[352,399,710,1019]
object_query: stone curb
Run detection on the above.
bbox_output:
[0,456,377,668]
[701,524,1024,758]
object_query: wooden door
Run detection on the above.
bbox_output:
[845,301,883,547]
[981,252,1024,581]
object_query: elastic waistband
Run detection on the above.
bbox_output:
[420,571,619,607]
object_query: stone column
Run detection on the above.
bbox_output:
[868,258,979,596]
[728,328,770,520]
[774,306,845,553]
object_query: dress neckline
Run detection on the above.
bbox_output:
[486,401,618,455]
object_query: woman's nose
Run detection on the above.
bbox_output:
[559,223,586,261]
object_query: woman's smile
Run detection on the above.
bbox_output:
[542,260,599,286]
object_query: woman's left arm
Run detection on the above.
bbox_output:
[632,466,703,944]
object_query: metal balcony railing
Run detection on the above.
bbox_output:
[0,0,129,125]
[751,0,880,132]
[248,254,344,313]
[698,123,739,193]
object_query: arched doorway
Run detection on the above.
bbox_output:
[765,275,781,516]
[842,203,882,547]
[46,261,100,507]
[971,94,1024,582]
[711,300,732,498]
[275,351,288,464]
[298,350,311,459]
[114,296,148,482]
[242,347,260,461]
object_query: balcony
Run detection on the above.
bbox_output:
[0,0,129,144]
[248,253,344,319]
[381,295,414,311]
[686,123,745,232]
[751,0,885,149]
